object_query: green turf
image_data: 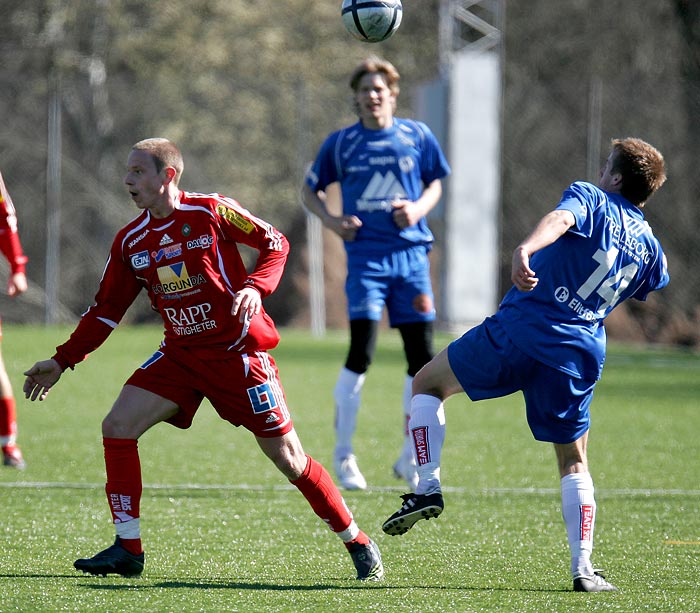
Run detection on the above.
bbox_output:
[1,325,698,612]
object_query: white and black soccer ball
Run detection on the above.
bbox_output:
[341,0,403,43]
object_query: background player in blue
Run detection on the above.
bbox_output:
[302,56,450,491]
[382,138,669,593]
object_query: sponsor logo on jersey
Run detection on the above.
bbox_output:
[217,204,254,234]
[247,382,279,414]
[412,426,430,465]
[186,235,214,250]
[399,156,415,173]
[555,287,570,303]
[159,233,174,246]
[607,214,652,263]
[555,286,596,321]
[368,155,396,165]
[580,504,594,541]
[128,230,149,248]
[152,243,182,262]
[356,170,408,212]
[567,297,596,321]
[163,302,216,335]
[153,262,206,294]
[130,250,150,270]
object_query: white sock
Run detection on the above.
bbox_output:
[333,367,366,460]
[115,517,141,540]
[400,375,414,460]
[410,394,446,495]
[336,520,360,542]
[561,472,596,577]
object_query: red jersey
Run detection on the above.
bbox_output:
[0,171,28,274]
[53,191,289,370]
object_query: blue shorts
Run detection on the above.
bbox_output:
[447,317,595,444]
[345,245,435,326]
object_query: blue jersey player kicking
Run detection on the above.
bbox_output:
[302,56,450,491]
[382,137,669,593]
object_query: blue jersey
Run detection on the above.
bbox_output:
[305,118,450,256]
[497,181,669,381]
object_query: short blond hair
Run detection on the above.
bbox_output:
[132,138,184,186]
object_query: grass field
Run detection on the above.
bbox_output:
[1,325,698,612]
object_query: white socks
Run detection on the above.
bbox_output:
[333,367,366,460]
[115,517,141,540]
[336,520,361,543]
[410,393,446,495]
[561,472,596,577]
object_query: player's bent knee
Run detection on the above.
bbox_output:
[257,431,307,480]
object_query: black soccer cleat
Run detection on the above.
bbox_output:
[74,537,144,578]
[382,491,444,536]
[348,539,384,581]
[573,570,618,592]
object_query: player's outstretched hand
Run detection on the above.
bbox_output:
[23,359,63,401]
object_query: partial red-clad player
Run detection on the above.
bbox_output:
[23,138,384,581]
[0,171,28,469]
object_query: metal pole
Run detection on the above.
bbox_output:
[296,79,326,336]
[46,65,62,324]
[587,76,603,183]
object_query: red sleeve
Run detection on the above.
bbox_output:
[0,172,28,274]
[52,236,144,370]
[214,196,289,298]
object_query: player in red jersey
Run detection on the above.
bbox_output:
[0,171,28,469]
[23,138,384,581]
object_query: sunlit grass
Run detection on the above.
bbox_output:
[1,325,698,612]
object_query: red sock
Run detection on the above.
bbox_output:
[291,454,369,544]
[0,397,18,446]
[103,437,143,555]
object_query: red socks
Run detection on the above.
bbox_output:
[0,396,17,443]
[291,454,369,545]
[103,437,143,555]
[101,444,369,556]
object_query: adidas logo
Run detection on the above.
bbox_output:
[265,413,280,424]
[357,171,407,213]
[159,233,174,246]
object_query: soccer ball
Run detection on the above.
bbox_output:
[341,0,403,43]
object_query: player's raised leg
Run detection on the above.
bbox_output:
[383,348,462,535]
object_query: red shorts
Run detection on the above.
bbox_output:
[126,344,293,438]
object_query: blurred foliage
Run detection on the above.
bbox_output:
[0,0,698,344]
